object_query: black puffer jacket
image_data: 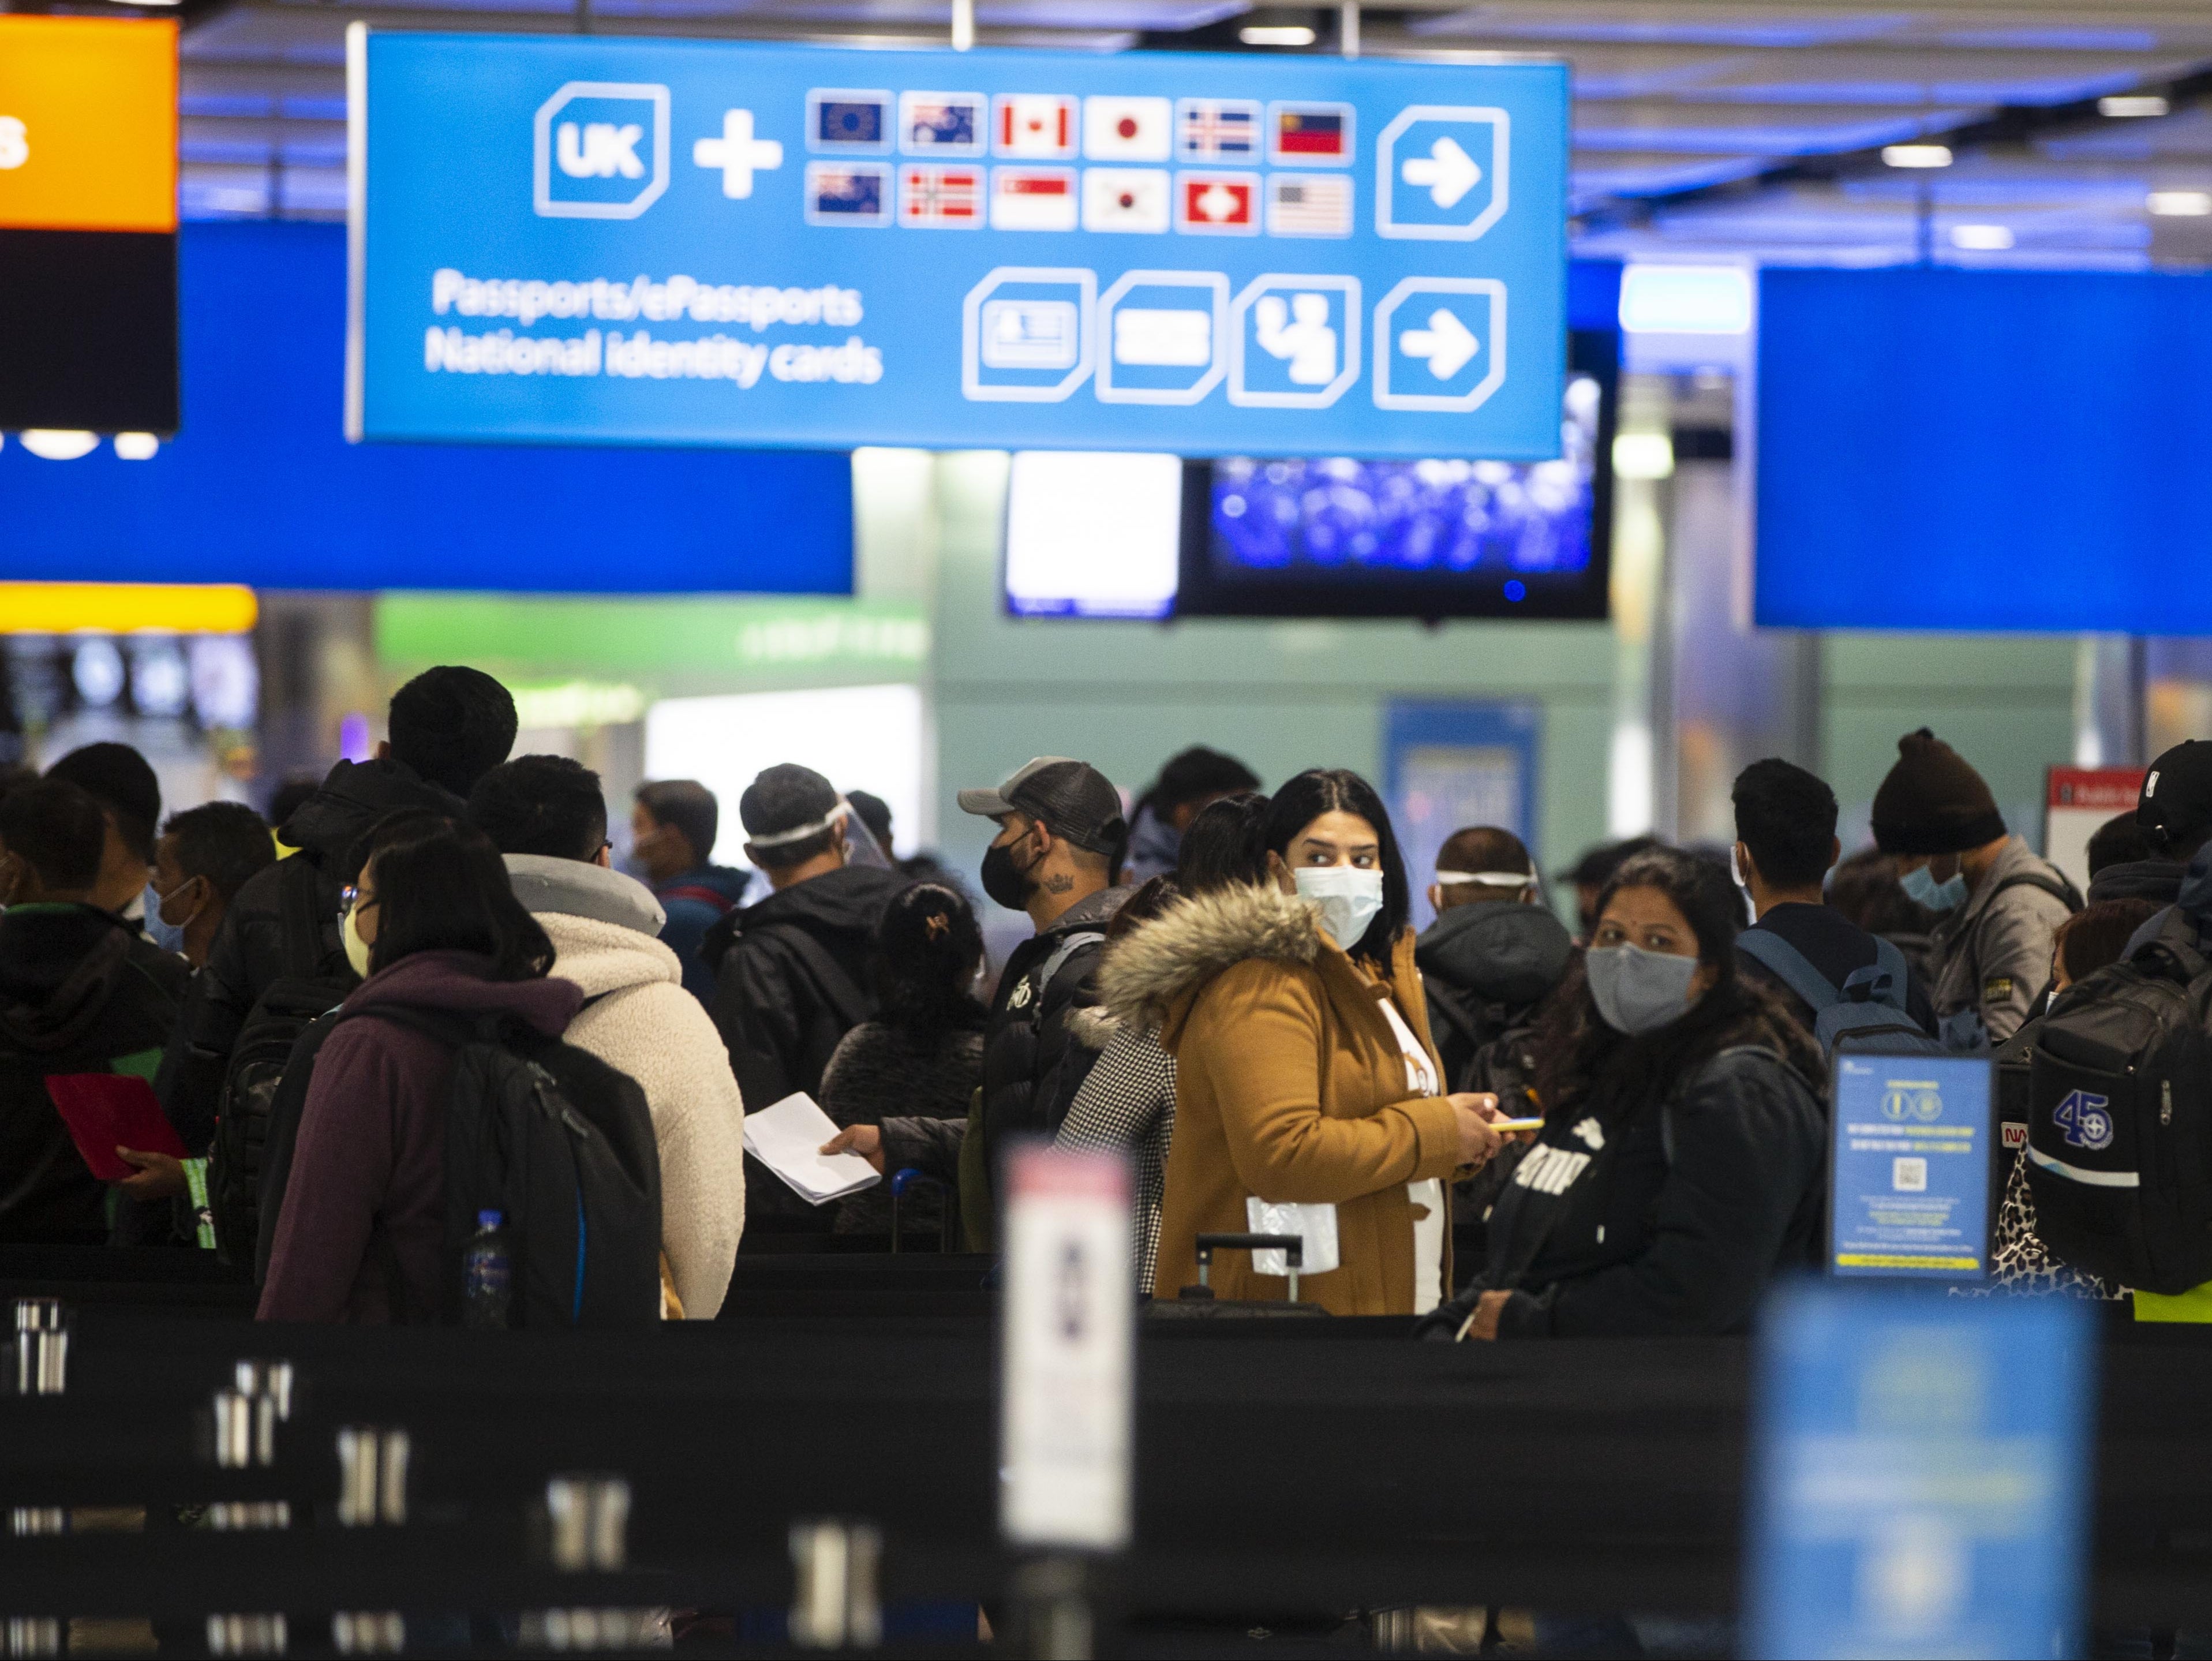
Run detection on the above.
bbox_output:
[1420,994,1825,1340]
[154,758,463,1150]
[0,904,189,1244]
[1414,901,1573,1093]
[882,886,1126,1248]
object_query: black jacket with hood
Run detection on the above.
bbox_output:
[704,862,908,1231]
[703,862,910,1112]
[1414,900,1574,1094]
[1420,987,1827,1341]
[0,904,190,1244]
[154,758,465,1151]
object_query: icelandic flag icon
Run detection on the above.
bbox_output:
[1178,99,1259,160]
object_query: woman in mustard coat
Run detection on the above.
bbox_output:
[1102,769,1511,1315]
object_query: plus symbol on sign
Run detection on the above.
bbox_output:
[693,108,784,199]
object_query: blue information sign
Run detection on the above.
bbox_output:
[349,33,1567,458]
[1746,1285,2091,1659]
[1830,1054,1993,1281]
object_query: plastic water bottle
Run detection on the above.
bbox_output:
[461,1210,512,1329]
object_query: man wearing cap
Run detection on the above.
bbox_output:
[822,758,1128,1248]
[2094,740,2212,909]
[1872,728,2079,1046]
[702,766,906,1207]
[1413,826,1571,1095]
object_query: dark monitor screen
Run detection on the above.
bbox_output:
[1177,328,1615,620]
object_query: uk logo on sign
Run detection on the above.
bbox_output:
[533,82,669,219]
[1176,172,1256,235]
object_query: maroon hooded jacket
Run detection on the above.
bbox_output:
[257,951,581,1323]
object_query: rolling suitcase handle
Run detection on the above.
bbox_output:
[889,1167,959,1255]
[1193,1232,1305,1302]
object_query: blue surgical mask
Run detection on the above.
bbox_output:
[1585,943,1702,1035]
[1294,866,1385,952]
[1900,862,1968,913]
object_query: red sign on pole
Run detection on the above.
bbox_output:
[2046,765,2145,894]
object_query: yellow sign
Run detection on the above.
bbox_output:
[0,17,177,233]
[0,582,257,634]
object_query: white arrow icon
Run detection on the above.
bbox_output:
[693,107,783,199]
[1400,136,1481,209]
[1398,307,1478,379]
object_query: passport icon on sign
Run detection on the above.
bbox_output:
[533,82,669,219]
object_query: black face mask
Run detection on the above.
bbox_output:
[980,829,1038,911]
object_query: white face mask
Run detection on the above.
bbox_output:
[342,904,375,980]
[1294,866,1386,951]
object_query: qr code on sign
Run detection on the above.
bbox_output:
[1892,1157,1928,1192]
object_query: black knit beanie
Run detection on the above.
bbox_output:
[1870,728,2005,856]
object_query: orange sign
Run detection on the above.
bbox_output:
[0,16,177,233]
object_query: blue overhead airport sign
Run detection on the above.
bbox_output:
[347,33,1567,458]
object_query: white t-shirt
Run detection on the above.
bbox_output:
[1378,997,1446,1315]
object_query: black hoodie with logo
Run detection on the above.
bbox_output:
[154,758,465,1151]
[0,904,189,1243]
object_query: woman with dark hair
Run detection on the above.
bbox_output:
[258,820,578,1323]
[818,883,988,1237]
[1421,844,1828,1342]
[1116,770,1510,1315]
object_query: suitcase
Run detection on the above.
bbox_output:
[1147,1231,1330,1320]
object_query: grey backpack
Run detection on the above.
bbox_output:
[1736,929,1943,1058]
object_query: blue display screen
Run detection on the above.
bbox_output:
[1212,372,1600,575]
[1178,329,1612,618]
[1757,264,2212,633]
[0,221,853,594]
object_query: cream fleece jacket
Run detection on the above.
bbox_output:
[506,855,747,1318]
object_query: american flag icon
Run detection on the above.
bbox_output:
[1177,99,1259,160]
[1267,173,1352,237]
[902,164,983,227]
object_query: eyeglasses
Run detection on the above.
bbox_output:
[340,885,381,917]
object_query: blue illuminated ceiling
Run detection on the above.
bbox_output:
[142,0,2212,265]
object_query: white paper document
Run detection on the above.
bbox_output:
[742,1093,882,1206]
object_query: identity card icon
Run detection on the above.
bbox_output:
[533,82,669,219]
[1096,271,1229,405]
[964,267,1097,402]
[1228,275,1360,409]
[1374,278,1505,411]
[1375,107,1509,241]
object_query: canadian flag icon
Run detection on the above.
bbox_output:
[995,94,1076,158]
[1178,173,1256,234]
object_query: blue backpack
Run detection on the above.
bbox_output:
[1736,929,1944,1058]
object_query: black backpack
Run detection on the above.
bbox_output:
[209,858,355,1268]
[354,1005,662,1327]
[2024,906,2212,1294]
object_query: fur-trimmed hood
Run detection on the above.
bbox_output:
[1095,882,1323,1035]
